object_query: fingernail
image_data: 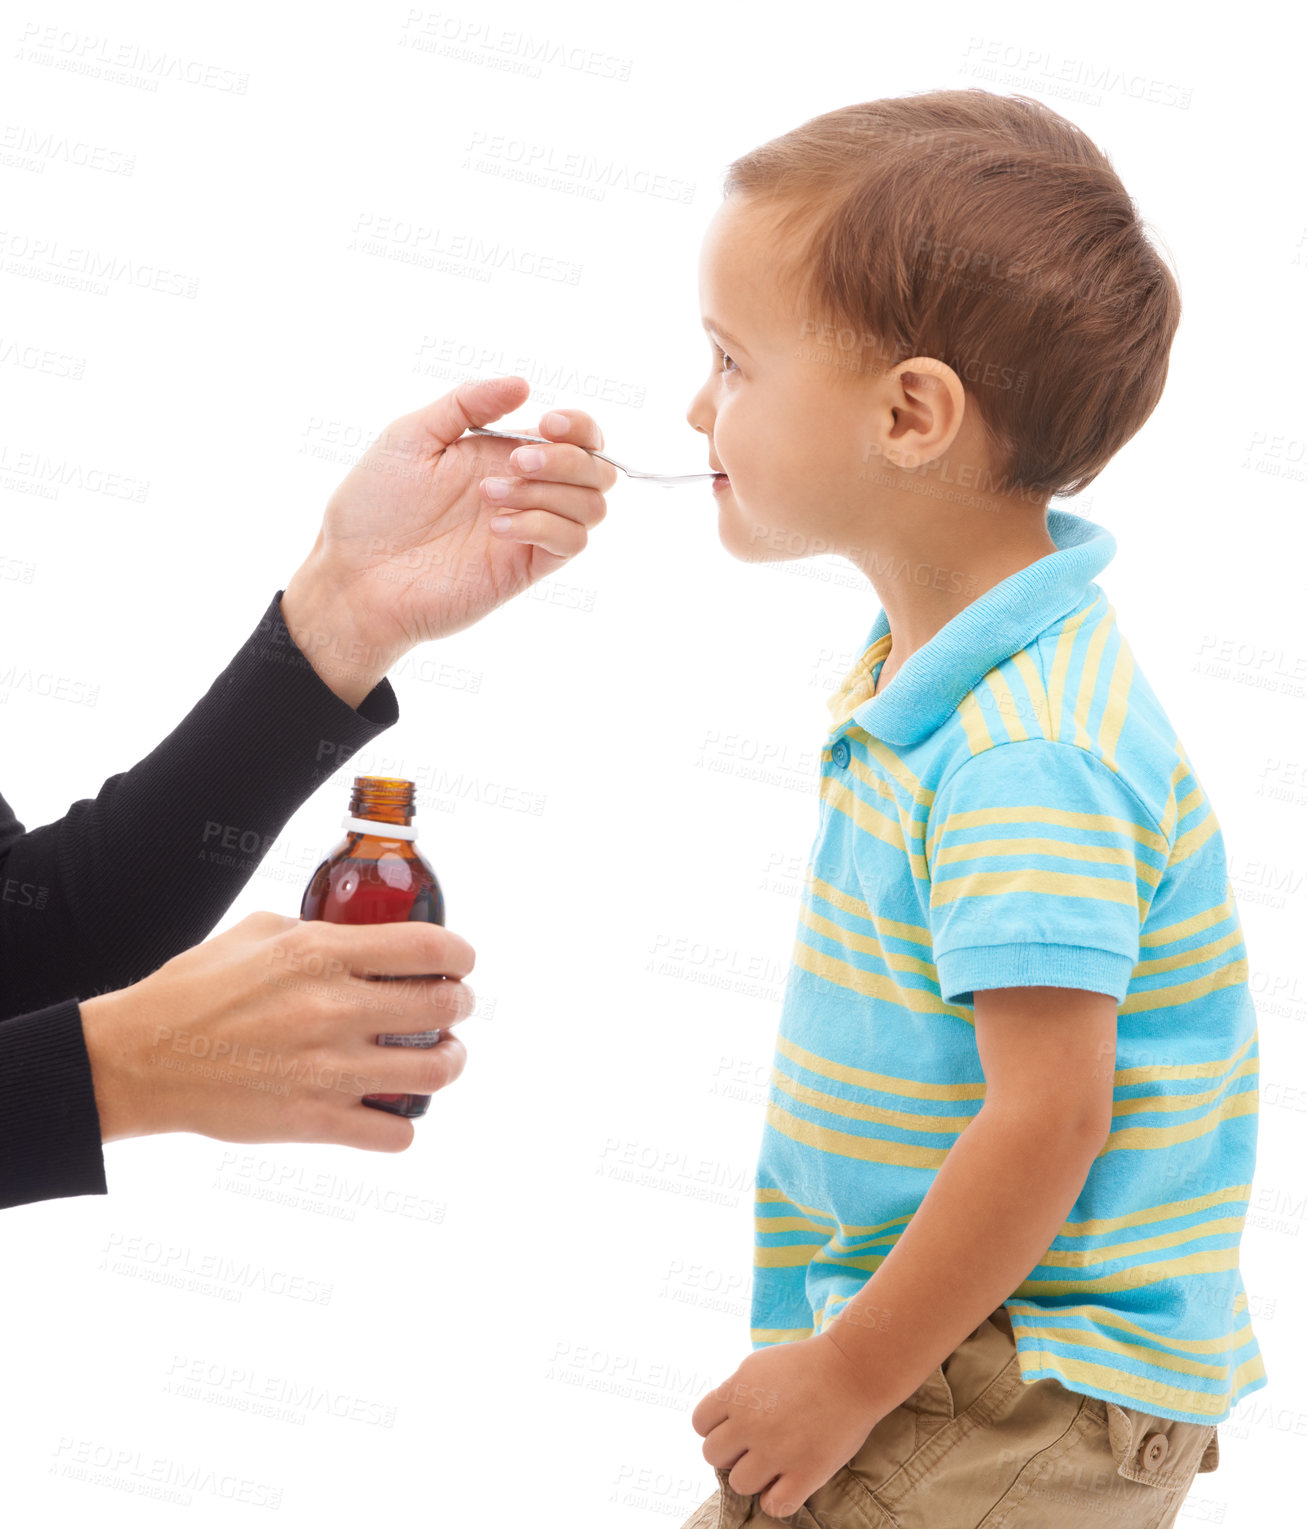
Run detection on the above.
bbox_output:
[483,478,510,500]
[489,515,512,531]
[514,447,545,471]
[543,411,569,434]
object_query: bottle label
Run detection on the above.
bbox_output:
[341,813,417,841]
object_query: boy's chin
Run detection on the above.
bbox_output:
[717,504,808,565]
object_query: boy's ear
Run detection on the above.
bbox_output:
[880,357,967,471]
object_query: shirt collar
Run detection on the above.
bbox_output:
[826,508,1118,747]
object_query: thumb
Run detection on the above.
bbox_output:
[403,375,531,450]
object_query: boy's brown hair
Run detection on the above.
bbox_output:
[722,88,1181,502]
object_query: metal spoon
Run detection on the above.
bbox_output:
[465,425,718,486]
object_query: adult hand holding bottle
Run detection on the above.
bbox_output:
[82,913,476,1153]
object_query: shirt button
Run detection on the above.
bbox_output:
[1139,1433,1169,1470]
[831,739,851,768]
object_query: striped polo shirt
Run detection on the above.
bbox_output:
[752,507,1268,1425]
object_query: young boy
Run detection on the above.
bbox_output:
[671,89,1267,1528]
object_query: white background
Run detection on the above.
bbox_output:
[0,1,1303,1523]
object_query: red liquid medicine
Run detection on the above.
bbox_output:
[300,775,446,1119]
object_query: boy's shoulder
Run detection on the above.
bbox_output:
[921,585,1187,848]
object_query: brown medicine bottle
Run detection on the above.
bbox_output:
[300,775,446,1119]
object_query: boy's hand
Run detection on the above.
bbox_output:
[690,1333,887,1519]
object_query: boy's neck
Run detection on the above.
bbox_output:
[863,514,1059,697]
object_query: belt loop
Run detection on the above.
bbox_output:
[912,1364,955,1438]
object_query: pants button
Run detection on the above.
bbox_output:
[1139,1432,1169,1470]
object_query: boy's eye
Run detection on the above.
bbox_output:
[711,341,738,375]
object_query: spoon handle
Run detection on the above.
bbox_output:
[467,424,623,475]
[467,426,554,446]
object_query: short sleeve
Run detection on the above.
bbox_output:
[925,741,1168,1006]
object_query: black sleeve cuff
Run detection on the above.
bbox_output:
[218,588,400,737]
[0,1000,107,1210]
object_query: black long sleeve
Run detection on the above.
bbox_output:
[0,589,400,1209]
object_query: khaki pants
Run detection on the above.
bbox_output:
[680,1305,1220,1529]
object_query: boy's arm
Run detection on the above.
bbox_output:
[691,983,1116,1520]
[823,982,1117,1409]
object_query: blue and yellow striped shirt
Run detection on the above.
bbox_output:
[753,507,1268,1425]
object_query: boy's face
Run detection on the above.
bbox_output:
[686,193,894,565]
